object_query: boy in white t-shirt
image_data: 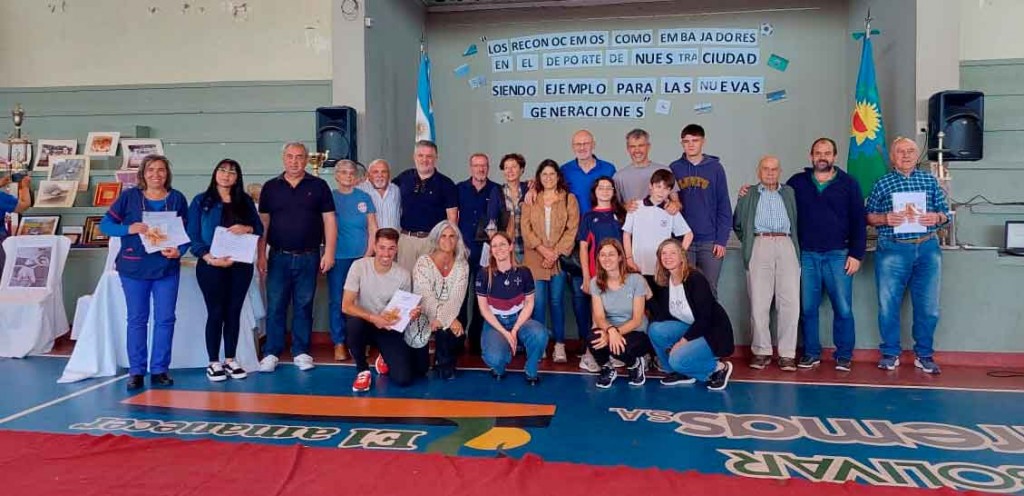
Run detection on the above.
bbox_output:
[623,169,694,283]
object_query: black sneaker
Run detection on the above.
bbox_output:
[151,373,174,387]
[596,366,617,388]
[797,355,821,369]
[627,357,647,386]
[439,367,456,381]
[224,361,247,379]
[206,363,227,382]
[126,374,144,391]
[660,372,696,386]
[707,362,733,391]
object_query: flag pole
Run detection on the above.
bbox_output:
[864,8,873,40]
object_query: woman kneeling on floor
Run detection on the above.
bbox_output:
[475,232,549,385]
[588,239,653,388]
[648,239,735,391]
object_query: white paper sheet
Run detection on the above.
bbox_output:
[382,290,422,332]
[209,226,259,264]
[140,212,190,253]
[892,192,927,234]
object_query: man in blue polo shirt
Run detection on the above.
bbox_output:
[256,142,337,374]
[456,152,502,354]
[867,137,950,374]
[561,129,616,357]
[0,174,32,269]
[392,140,459,272]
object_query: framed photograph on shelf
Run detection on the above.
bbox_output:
[1,243,56,290]
[114,169,138,188]
[34,139,78,170]
[85,132,120,157]
[62,226,83,246]
[120,139,163,170]
[47,155,91,192]
[82,216,109,247]
[17,215,60,236]
[34,180,79,208]
[92,182,122,207]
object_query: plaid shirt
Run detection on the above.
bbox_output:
[754,184,792,234]
[866,169,950,240]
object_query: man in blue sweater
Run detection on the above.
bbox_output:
[791,138,867,371]
[669,124,732,295]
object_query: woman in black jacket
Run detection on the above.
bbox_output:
[647,239,735,390]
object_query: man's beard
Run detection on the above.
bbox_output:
[813,160,834,172]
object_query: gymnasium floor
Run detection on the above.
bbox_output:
[2,344,1024,494]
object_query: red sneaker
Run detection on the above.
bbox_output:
[375,354,389,375]
[352,370,372,392]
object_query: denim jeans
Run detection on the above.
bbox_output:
[533,271,567,343]
[649,321,717,381]
[481,313,549,378]
[327,257,357,345]
[570,275,592,342]
[875,237,942,358]
[800,249,855,361]
[264,250,319,357]
[121,273,180,376]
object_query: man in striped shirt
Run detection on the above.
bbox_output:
[358,159,401,230]
[866,137,950,374]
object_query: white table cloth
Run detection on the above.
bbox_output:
[59,263,264,383]
[0,236,72,358]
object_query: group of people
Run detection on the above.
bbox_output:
[89,122,950,393]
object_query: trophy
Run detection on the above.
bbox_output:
[3,104,33,178]
[307,149,329,177]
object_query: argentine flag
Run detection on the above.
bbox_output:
[415,50,435,142]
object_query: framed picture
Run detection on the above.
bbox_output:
[17,215,60,236]
[4,213,18,236]
[34,180,79,208]
[34,139,78,170]
[2,244,55,290]
[85,132,120,157]
[120,139,164,170]
[82,216,109,247]
[47,155,91,192]
[0,140,32,167]
[114,169,138,188]
[92,182,122,207]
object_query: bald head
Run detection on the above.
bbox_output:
[757,155,781,188]
[571,130,596,161]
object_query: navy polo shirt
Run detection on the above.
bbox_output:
[393,168,459,233]
[456,178,502,259]
[578,208,624,277]
[561,156,617,218]
[259,173,335,251]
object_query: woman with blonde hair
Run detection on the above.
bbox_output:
[587,238,651,388]
[412,220,469,380]
[648,239,735,391]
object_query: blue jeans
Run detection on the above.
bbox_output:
[481,313,549,378]
[327,257,357,345]
[875,237,942,358]
[800,250,855,360]
[533,271,567,343]
[264,250,319,357]
[570,275,592,342]
[649,321,717,381]
[121,273,180,376]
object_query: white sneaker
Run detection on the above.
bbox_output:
[294,353,315,371]
[259,355,279,373]
[579,352,600,373]
[610,357,626,368]
[553,343,567,363]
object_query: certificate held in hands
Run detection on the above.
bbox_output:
[382,290,422,332]
[140,212,190,253]
[210,226,259,264]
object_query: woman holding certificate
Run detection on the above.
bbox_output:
[412,221,469,380]
[187,159,263,383]
[100,155,190,391]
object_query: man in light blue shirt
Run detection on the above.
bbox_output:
[357,159,401,230]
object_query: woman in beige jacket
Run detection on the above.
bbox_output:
[520,159,579,363]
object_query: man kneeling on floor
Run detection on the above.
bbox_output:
[342,228,426,392]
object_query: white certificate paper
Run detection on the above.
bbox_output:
[210,226,259,264]
[140,212,190,253]
[382,290,422,332]
[892,192,927,234]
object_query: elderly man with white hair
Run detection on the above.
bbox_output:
[866,137,950,374]
[733,156,800,372]
[357,158,401,230]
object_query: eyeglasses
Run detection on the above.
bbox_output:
[216,167,238,175]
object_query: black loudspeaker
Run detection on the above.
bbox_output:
[927,90,984,161]
[315,106,357,167]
